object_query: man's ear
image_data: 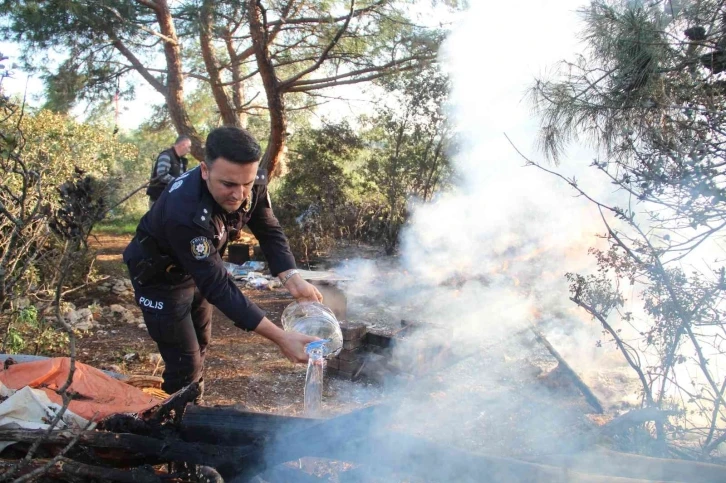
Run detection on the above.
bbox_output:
[200,161,209,180]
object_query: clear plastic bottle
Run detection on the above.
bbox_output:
[304,340,326,417]
[281,301,343,357]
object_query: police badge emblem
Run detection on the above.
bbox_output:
[169,178,184,193]
[190,236,212,260]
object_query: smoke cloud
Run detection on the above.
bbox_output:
[261,1,693,480]
[327,0,642,465]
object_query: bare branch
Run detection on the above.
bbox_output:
[281,0,357,88]
[111,39,167,95]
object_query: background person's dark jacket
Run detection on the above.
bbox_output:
[146,147,188,201]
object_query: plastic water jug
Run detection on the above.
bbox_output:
[281,301,343,358]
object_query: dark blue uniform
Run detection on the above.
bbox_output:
[123,166,295,394]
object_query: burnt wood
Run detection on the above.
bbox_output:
[225,405,386,480]
[180,405,316,445]
[0,456,163,483]
[531,327,604,414]
[0,428,255,469]
[99,382,200,437]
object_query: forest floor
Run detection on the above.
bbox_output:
[64,229,605,461]
[78,231,384,416]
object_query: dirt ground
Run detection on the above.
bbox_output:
[79,232,382,415]
[76,232,603,462]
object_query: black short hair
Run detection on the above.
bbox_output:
[174,135,190,145]
[204,127,261,165]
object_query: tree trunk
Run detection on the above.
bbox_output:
[154,0,204,160]
[200,0,239,127]
[248,0,288,177]
[223,30,247,128]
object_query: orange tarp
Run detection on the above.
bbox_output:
[0,358,159,420]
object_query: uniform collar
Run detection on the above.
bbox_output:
[193,170,215,230]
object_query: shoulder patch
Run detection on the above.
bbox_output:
[190,236,212,260]
[169,178,184,193]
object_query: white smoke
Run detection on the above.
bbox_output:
[339,0,634,406]
[323,0,645,462]
[260,1,726,479]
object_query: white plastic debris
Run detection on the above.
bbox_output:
[0,384,92,452]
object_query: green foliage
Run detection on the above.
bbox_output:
[94,216,141,236]
[1,0,147,109]
[363,63,455,253]
[3,303,70,356]
[275,121,379,259]
[0,93,136,304]
[0,0,456,174]
[532,0,726,454]
[274,62,454,259]
[2,108,137,202]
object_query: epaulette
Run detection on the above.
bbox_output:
[255,168,268,185]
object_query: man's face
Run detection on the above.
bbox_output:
[201,157,259,213]
[176,139,192,157]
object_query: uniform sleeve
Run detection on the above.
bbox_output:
[246,185,297,276]
[154,153,174,183]
[164,217,265,331]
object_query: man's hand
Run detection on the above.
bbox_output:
[279,271,323,303]
[276,331,320,362]
[254,317,319,363]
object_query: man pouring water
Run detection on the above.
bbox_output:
[123,126,323,400]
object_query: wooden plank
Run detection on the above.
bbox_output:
[531,447,726,483]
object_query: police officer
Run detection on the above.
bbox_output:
[123,126,323,397]
[146,135,192,209]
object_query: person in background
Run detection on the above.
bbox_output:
[146,135,192,209]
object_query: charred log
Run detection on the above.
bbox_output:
[0,456,162,483]
[180,405,315,445]
[99,382,200,436]
[0,428,254,469]
[532,327,604,413]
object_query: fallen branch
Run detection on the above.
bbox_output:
[598,408,679,437]
[531,327,604,413]
[0,456,162,483]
